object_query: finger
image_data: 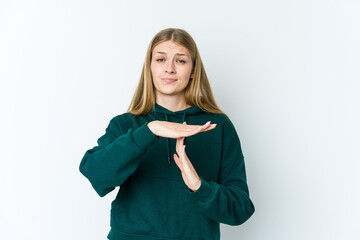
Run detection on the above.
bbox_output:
[202,121,215,129]
[181,145,186,163]
[193,121,209,131]
[176,137,181,154]
[199,121,212,130]
[180,143,187,164]
[181,125,204,132]
[201,121,211,128]
[178,147,185,171]
[173,153,179,167]
[176,137,184,154]
[182,145,195,173]
[181,125,213,136]
[194,123,212,133]
[179,122,214,137]
[185,125,207,137]
[196,122,216,132]
[180,121,208,130]
[173,153,183,171]
[201,123,217,132]
[181,145,191,170]
[176,137,180,153]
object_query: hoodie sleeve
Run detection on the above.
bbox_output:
[188,118,255,225]
[79,115,159,197]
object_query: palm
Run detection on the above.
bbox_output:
[173,123,203,191]
[148,120,216,139]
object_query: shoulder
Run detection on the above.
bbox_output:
[106,112,135,134]
[208,113,240,143]
[110,112,134,123]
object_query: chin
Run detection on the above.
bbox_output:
[157,90,184,96]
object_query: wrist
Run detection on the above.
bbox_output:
[190,178,202,192]
[147,121,158,136]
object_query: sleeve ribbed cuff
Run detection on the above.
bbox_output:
[132,122,159,151]
[188,176,214,202]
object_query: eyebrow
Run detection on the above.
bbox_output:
[154,51,189,57]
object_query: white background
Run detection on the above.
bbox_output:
[1,0,359,239]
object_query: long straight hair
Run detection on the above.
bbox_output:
[127,28,226,117]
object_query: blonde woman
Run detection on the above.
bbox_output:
[79,28,255,240]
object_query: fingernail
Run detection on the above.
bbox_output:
[206,121,210,124]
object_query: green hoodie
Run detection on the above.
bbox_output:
[79,103,255,240]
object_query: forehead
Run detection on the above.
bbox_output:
[153,41,190,55]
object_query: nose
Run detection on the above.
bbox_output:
[165,60,176,74]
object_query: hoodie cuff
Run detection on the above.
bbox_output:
[132,122,159,151]
[188,176,214,202]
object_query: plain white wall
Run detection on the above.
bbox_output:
[1,0,359,239]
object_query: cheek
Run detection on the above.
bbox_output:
[180,78,190,87]
[151,64,162,77]
[150,63,155,74]
[183,67,193,79]
[150,69,157,81]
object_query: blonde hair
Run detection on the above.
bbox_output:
[127,28,226,117]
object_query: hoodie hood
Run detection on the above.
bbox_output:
[152,102,203,116]
[151,103,204,165]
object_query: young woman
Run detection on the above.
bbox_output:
[79,28,255,240]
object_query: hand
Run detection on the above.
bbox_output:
[173,123,203,192]
[173,136,201,192]
[147,120,216,139]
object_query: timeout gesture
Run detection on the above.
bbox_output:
[147,120,216,139]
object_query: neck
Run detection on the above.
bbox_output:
[155,94,191,112]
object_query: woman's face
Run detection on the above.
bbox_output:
[150,40,194,99]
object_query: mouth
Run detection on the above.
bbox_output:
[162,78,177,83]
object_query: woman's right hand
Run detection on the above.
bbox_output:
[147,121,216,139]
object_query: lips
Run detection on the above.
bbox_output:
[162,78,177,83]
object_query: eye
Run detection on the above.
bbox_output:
[178,60,186,63]
[156,58,164,62]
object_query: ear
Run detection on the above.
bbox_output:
[190,73,194,80]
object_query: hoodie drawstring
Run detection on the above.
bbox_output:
[164,113,171,165]
[182,112,186,146]
[164,112,187,165]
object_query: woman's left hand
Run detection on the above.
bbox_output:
[173,123,202,192]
